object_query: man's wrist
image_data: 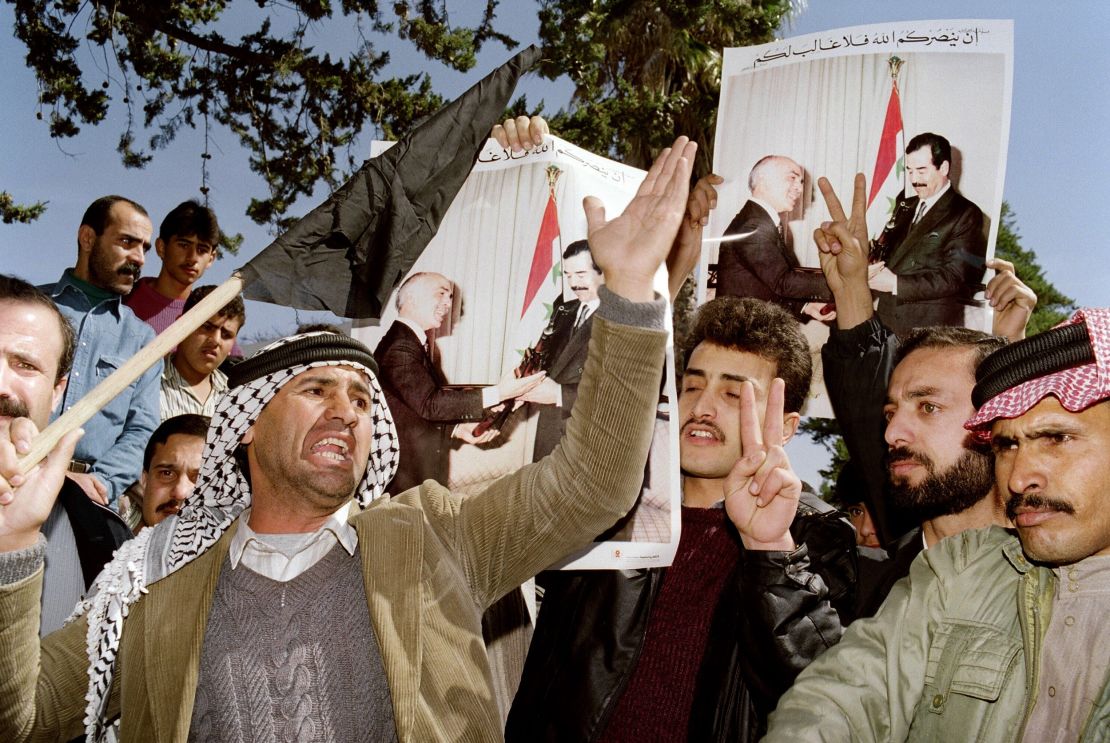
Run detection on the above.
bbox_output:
[834,283,875,330]
[739,534,796,552]
[596,286,666,330]
[0,534,46,584]
[482,385,500,407]
[602,276,655,303]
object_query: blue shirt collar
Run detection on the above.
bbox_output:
[52,269,125,317]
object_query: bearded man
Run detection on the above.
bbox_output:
[767,306,1110,741]
[42,195,160,507]
[814,173,1036,617]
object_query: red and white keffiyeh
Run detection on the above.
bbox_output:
[966,307,1110,433]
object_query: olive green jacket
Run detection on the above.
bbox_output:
[0,313,665,742]
[765,526,1110,742]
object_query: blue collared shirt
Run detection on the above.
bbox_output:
[44,270,160,505]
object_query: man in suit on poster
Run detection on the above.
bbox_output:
[716,155,834,322]
[868,132,988,336]
[519,240,603,461]
[374,271,544,493]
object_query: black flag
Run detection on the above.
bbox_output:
[240,45,542,318]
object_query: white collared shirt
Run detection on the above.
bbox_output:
[229,501,358,582]
[749,197,782,227]
[397,316,427,345]
[575,297,600,328]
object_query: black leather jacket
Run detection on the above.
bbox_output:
[505,495,858,742]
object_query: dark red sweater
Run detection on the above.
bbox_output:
[599,506,742,742]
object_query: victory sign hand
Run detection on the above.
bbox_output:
[723,379,801,551]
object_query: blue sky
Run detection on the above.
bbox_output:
[787,0,1110,311]
[3,2,1105,317]
[3,1,1106,483]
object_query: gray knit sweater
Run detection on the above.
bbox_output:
[188,544,397,742]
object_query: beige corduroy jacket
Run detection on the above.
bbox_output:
[0,312,665,742]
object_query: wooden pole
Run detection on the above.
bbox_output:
[18,274,246,475]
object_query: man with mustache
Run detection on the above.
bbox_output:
[867,132,989,336]
[42,195,161,507]
[374,271,546,493]
[0,275,130,635]
[0,133,694,742]
[508,296,855,742]
[134,414,208,531]
[815,173,1035,617]
[766,306,1110,741]
[518,239,604,461]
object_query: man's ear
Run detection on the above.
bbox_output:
[240,424,254,446]
[781,412,801,445]
[140,470,148,490]
[51,376,68,416]
[77,225,96,255]
[155,237,167,261]
[939,160,951,178]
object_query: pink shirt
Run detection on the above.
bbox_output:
[125,277,185,334]
[125,277,243,357]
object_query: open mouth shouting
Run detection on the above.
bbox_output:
[310,435,352,463]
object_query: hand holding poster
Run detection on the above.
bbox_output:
[356,134,682,570]
[702,19,1014,417]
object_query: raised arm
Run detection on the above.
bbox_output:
[816,173,901,543]
[815,174,874,330]
[985,257,1037,341]
[445,137,697,604]
[0,416,97,741]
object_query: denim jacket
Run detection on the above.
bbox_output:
[44,270,160,505]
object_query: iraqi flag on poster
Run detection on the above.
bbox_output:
[512,165,564,360]
[866,75,906,240]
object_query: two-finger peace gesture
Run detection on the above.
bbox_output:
[813,173,870,293]
[723,378,801,551]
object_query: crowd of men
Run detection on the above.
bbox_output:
[0,115,1106,742]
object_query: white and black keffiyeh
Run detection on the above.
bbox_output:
[66,331,399,741]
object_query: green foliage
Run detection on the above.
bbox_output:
[796,416,847,500]
[0,191,47,224]
[536,0,793,175]
[994,201,1075,335]
[7,0,512,226]
[218,230,245,257]
[7,0,792,225]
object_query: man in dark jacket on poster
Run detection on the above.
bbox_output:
[715,155,834,322]
[867,133,988,336]
[373,271,544,492]
[519,239,603,461]
[506,296,856,742]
